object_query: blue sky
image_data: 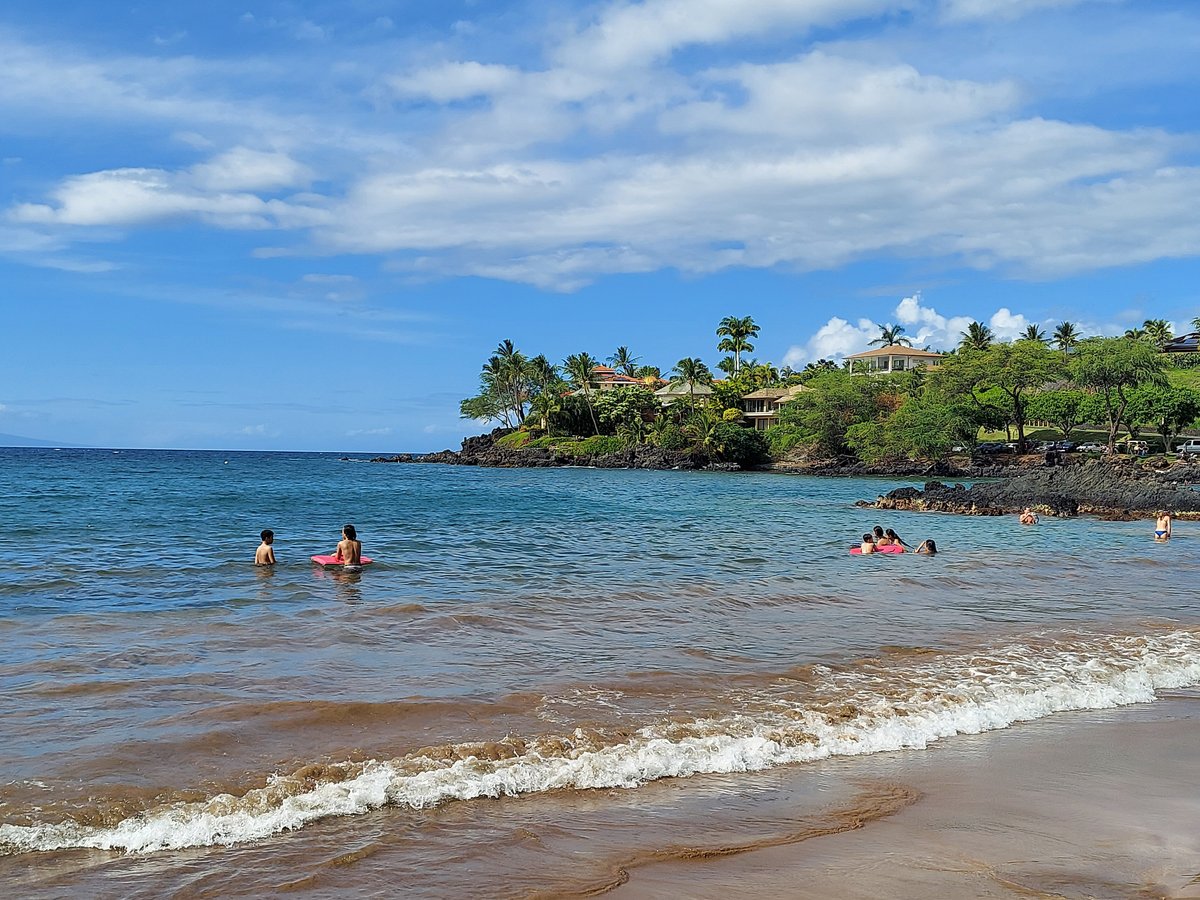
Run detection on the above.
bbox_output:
[3,0,1200,451]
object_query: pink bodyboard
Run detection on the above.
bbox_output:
[849,544,904,555]
[311,555,374,569]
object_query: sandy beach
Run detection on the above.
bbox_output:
[616,690,1200,899]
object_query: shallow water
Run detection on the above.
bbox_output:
[1,448,1197,896]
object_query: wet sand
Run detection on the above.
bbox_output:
[620,690,1200,899]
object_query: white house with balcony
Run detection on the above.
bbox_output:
[845,346,944,376]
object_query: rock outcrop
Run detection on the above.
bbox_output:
[373,428,722,470]
[859,460,1200,519]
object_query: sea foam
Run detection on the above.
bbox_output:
[2,629,1198,855]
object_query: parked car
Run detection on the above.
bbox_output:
[1075,442,1106,453]
[1180,439,1200,455]
[1033,441,1055,452]
[1053,440,1076,452]
[974,441,1011,454]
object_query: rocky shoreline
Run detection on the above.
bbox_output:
[858,460,1200,520]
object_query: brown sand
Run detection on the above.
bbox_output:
[616,691,1200,899]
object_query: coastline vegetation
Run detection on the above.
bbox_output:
[461,316,1200,468]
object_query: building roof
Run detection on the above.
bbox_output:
[741,384,812,400]
[844,346,944,360]
[654,380,714,396]
[1164,332,1200,353]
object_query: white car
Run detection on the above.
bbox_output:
[1180,439,1200,455]
[1075,442,1106,453]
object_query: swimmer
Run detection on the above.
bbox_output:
[1155,511,1172,542]
[860,533,877,554]
[334,524,363,571]
[915,539,937,555]
[1019,508,1039,525]
[872,525,887,545]
[255,529,276,566]
[884,527,911,549]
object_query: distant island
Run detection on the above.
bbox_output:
[0,433,85,448]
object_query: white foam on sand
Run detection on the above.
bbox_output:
[3,628,1199,855]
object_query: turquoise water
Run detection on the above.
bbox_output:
[1,448,1198,895]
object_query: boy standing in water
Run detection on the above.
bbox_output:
[334,524,363,571]
[255,529,277,565]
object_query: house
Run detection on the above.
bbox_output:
[588,365,661,391]
[845,346,944,376]
[740,384,812,430]
[653,380,715,406]
[1163,332,1200,353]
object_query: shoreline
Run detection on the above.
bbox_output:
[611,689,1200,899]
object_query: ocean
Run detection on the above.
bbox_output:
[1,447,1198,898]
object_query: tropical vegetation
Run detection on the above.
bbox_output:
[460,315,1200,468]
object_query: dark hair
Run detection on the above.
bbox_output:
[342,524,357,540]
[862,533,875,543]
[873,526,885,538]
[923,539,937,554]
[885,528,899,539]
[260,529,273,542]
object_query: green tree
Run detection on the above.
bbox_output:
[959,321,995,351]
[460,339,555,427]
[608,346,641,377]
[1052,321,1081,357]
[671,357,714,414]
[715,316,760,374]
[1069,337,1167,451]
[868,323,913,348]
[1142,319,1174,349]
[1022,325,1047,343]
[846,398,970,463]
[1126,385,1200,453]
[1024,390,1092,443]
[776,371,893,458]
[593,386,658,436]
[933,342,1066,451]
[563,352,602,435]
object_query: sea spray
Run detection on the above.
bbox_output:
[3,628,1199,855]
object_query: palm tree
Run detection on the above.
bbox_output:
[1124,327,1148,342]
[1192,316,1200,332]
[959,321,995,351]
[671,357,713,414]
[608,346,641,377]
[1021,325,1047,343]
[868,323,913,348]
[1052,321,1080,358]
[716,316,760,375]
[1143,319,1174,349]
[562,352,601,435]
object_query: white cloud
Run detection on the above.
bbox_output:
[190,147,311,192]
[939,0,1109,24]
[9,149,322,229]
[389,62,522,103]
[783,293,1045,366]
[347,427,392,436]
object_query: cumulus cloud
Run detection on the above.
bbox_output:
[10,148,320,229]
[783,293,1047,366]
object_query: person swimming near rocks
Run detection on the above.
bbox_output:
[915,539,937,555]
[1019,508,1039,525]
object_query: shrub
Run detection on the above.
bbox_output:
[494,430,533,450]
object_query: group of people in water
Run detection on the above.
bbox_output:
[857,526,937,555]
[860,508,1175,555]
[254,524,364,569]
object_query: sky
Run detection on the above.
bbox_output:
[3,0,1200,451]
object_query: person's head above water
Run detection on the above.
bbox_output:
[919,539,937,554]
[873,525,885,539]
[885,528,900,540]
[342,524,357,540]
[862,533,875,543]
[260,529,273,544]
